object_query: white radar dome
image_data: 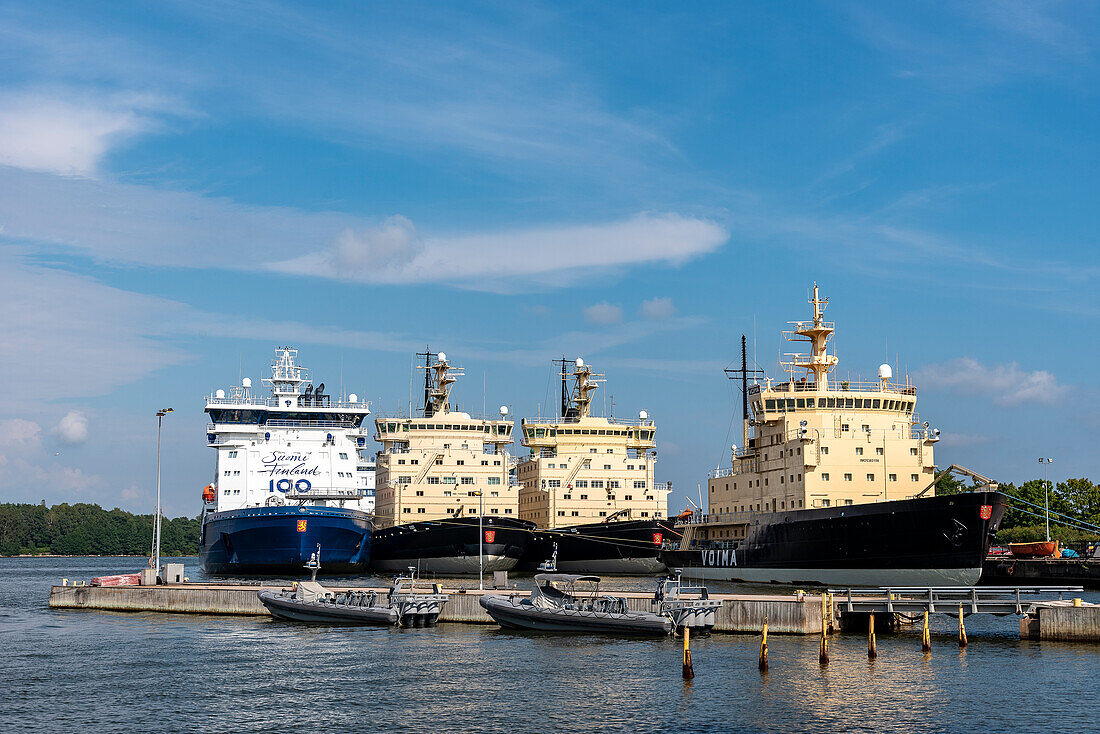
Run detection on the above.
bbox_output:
[242,377,252,388]
[437,352,447,363]
[215,389,225,399]
[348,394,358,403]
[499,405,509,415]
[576,358,584,367]
[878,364,892,380]
[639,410,648,420]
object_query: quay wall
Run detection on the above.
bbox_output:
[48,584,825,634]
[1039,605,1100,642]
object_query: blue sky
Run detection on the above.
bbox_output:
[0,1,1096,516]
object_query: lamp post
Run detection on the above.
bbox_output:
[1038,457,1053,542]
[153,407,173,575]
[476,489,484,590]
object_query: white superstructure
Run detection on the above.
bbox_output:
[204,347,374,513]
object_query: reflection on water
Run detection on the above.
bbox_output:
[3,557,1098,733]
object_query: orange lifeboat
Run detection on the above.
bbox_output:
[202,484,216,504]
[675,508,694,522]
[1008,541,1058,558]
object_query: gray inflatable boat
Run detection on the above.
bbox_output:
[479,574,673,635]
[259,577,447,626]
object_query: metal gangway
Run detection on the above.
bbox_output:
[829,586,1085,617]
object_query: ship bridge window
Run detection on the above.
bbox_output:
[873,399,881,408]
[786,399,795,410]
[796,399,805,408]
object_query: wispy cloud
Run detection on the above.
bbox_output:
[918,357,1068,406]
[583,302,624,325]
[0,90,181,177]
[0,167,727,291]
[640,296,676,321]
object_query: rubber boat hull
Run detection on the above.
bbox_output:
[369,516,536,575]
[514,519,673,575]
[479,594,672,635]
[258,590,398,624]
[199,506,372,575]
[660,491,1006,587]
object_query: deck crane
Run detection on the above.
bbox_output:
[915,464,999,498]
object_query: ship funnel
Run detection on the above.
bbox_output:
[878,364,892,380]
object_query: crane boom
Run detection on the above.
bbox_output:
[916,464,998,498]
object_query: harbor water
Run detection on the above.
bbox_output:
[6,557,1099,733]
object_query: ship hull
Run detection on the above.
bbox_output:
[199,506,372,575]
[369,516,535,575]
[660,491,1005,587]
[517,519,673,575]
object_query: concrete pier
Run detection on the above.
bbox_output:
[48,583,828,634]
[1020,601,1100,641]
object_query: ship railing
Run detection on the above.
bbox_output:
[206,395,371,409]
[285,488,367,500]
[654,482,672,492]
[677,510,753,526]
[207,419,360,431]
[520,416,656,427]
[708,462,760,478]
[759,380,918,395]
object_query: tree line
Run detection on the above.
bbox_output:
[0,503,200,557]
[936,474,1100,543]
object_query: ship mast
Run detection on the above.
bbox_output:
[783,283,838,391]
[422,351,463,417]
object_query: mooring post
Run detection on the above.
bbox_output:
[958,606,968,648]
[759,617,769,672]
[819,593,829,665]
[868,613,877,660]
[682,625,694,680]
[922,610,931,653]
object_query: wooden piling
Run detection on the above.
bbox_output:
[958,606,968,648]
[758,617,769,672]
[682,625,694,679]
[868,613,877,660]
[818,593,829,665]
[921,610,931,653]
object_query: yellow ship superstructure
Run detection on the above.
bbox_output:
[373,352,516,529]
[517,359,669,528]
[695,285,939,543]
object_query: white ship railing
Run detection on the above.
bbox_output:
[678,510,753,526]
[206,395,371,410]
[749,380,917,396]
[207,419,361,431]
[520,416,655,427]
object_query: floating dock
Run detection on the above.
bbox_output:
[48,582,830,634]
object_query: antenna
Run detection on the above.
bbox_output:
[724,335,764,451]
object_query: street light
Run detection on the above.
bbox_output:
[1038,457,1054,542]
[153,408,173,575]
[474,489,485,590]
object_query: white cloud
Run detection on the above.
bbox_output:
[918,357,1068,406]
[640,296,676,320]
[0,91,173,177]
[583,302,623,325]
[0,417,107,505]
[271,213,727,289]
[55,411,89,445]
[0,253,191,400]
[0,167,727,291]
